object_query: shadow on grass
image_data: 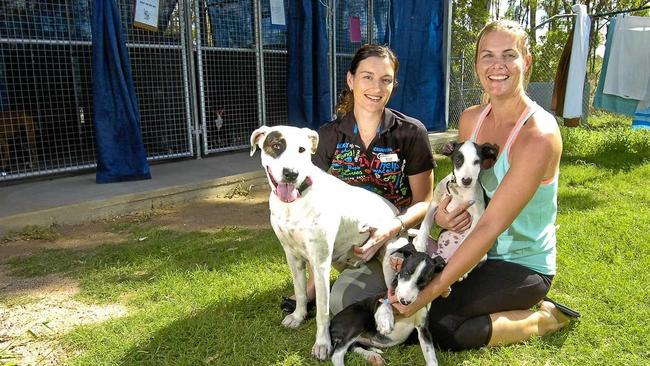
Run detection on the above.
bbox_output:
[563,153,648,173]
[540,318,579,349]
[4,227,286,297]
[115,288,323,365]
[107,292,581,366]
[558,190,601,212]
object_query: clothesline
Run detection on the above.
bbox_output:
[534,3,650,30]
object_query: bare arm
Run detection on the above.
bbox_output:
[355,169,434,261]
[392,124,560,316]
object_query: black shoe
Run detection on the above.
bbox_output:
[543,296,581,318]
[280,296,316,314]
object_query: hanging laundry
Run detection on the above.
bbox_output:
[562,4,591,119]
[593,17,639,116]
[551,23,573,117]
[633,76,650,129]
[603,15,650,100]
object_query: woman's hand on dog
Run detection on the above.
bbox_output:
[354,223,398,262]
[435,195,474,233]
[387,285,451,317]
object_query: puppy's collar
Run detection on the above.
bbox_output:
[446,177,457,195]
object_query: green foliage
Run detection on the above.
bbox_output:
[451,0,650,91]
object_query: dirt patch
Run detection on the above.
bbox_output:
[147,188,271,232]
[0,190,271,365]
[0,297,127,365]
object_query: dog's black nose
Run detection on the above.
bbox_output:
[400,299,411,306]
[461,177,472,186]
[282,168,299,182]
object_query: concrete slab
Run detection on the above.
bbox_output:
[0,150,267,235]
[0,131,457,235]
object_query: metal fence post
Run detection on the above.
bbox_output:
[183,0,201,159]
[254,0,266,128]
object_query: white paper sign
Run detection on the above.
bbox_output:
[134,0,160,31]
[270,0,286,26]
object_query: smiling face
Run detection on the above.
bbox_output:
[346,56,396,115]
[250,126,319,203]
[475,29,531,101]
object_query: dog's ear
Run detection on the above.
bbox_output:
[393,242,417,258]
[302,128,319,154]
[479,143,499,168]
[250,126,270,156]
[441,142,459,157]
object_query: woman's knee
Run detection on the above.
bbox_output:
[329,259,386,315]
[430,315,492,351]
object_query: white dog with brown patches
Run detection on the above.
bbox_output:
[250,125,411,361]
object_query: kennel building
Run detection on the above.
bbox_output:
[0,0,450,182]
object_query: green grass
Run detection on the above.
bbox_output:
[1,224,61,242]
[3,114,650,365]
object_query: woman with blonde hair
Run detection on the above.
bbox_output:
[388,19,578,350]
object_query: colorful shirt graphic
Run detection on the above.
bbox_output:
[330,142,411,208]
[313,109,435,210]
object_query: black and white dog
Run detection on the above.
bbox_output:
[414,141,499,279]
[329,243,444,366]
[250,125,413,360]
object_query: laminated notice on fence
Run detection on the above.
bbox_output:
[349,16,361,42]
[270,0,286,26]
[134,0,160,32]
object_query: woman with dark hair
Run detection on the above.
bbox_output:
[281,44,461,314]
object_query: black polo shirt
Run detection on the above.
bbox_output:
[313,108,435,210]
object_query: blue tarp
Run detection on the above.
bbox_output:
[287,1,332,130]
[92,0,150,183]
[387,0,446,131]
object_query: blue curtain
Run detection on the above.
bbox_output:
[387,0,445,131]
[287,0,332,130]
[92,0,151,183]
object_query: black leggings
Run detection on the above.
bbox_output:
[427,259,553,351]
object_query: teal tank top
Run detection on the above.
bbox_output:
[470,103,557,275]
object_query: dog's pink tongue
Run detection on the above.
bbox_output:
[276,183,299,203]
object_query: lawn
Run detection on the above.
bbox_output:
[1,113,649,365]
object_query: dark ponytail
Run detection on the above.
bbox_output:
[335,89,354,119]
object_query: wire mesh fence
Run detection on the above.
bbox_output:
[0,0,395,181]
[0,0,193,182]
[122,0,193,160]
[7,1,598,182]
[197,0,260,154]
[0,1,96,179]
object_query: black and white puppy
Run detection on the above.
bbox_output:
[329,243,445,366]
[413,141,498,280]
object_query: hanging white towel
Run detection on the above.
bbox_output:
[562,4,591,119]
[603,15,650,100]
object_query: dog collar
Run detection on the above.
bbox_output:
[446,178,454,195]
[297,176,313,195]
